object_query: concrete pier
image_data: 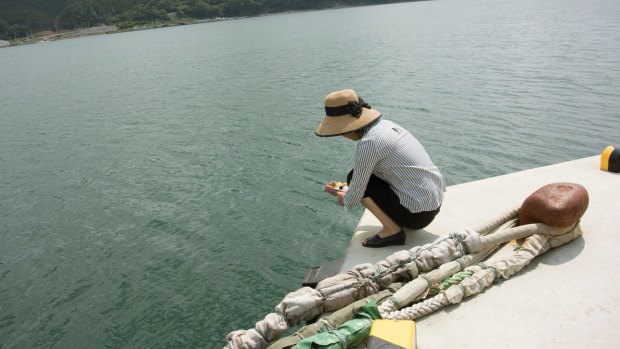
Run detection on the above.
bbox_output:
[340,155,619,349]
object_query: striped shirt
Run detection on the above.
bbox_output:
[344,119,446,212]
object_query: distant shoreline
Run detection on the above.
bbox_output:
[0,5,366,49]
[0,16,246,48]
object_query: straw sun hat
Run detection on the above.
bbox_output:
[315,89,381,137]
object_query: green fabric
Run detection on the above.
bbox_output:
[292,301,382,349]
[267,282,403,349]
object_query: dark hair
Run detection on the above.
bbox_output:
[357,118,380,137]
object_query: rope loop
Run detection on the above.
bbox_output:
[332,328,348,348]
[373,265,381,280]
[449,233,466,257]
[475,262,499,281]
[421,275,433,290]
[449,232,463,243]
[569,220,580,233]
[371,255,421,288]
[315,288,328,302]
[389,296,401,310]
[489,267,500,282]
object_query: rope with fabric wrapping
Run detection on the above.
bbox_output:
[224,209,514,349]
[279,223,582,349]
[225,183,588,349]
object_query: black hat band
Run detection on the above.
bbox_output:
[325,98,371,118]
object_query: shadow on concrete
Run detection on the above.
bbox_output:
[539,235,585,266]
[355,225,441,248]
[404,228,442,247]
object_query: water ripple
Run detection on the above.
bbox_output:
[1,0,619,347]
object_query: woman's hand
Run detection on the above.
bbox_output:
[335,190,346,206]
[324,181,342,196]
[324,182,347,206]
[324,183,340,196]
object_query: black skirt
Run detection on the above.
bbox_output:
[347,169,440,229]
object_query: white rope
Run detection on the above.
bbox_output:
[224,227,486,349]
[386,293,451,320]
[381,224,582,321]
[223,208,580,349]
[379,240,501,315]
[471,207,519,236]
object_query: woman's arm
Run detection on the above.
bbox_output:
[344,138,382,207]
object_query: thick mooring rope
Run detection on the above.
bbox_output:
[224,209,518,349]
[383,224,582,320]
[224,207,583,349]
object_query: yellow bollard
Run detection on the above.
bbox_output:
[367,319,416,349]
[601,145,620,173]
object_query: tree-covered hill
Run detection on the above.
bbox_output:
[0,0,416,40]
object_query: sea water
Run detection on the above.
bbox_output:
[1,0,619,347]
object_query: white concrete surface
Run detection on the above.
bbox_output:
[340,156,619,349]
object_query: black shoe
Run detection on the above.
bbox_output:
[362,231,406,248]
